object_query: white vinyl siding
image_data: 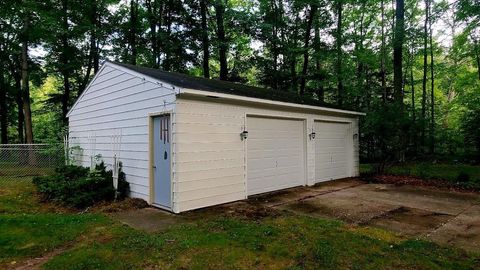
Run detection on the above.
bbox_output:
[352,118,360,177]
[68,65,176,201]
[174,97,358,212]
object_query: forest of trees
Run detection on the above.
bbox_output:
[0,0,479,164]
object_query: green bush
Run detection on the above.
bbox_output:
[456,171,470,183]
[33,163,130,208]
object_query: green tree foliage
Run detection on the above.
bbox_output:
[0,0,479,162]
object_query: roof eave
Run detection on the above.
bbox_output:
[178,88,366,116]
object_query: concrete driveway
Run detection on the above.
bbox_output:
[250,179,480,252]
[114,178,480,252]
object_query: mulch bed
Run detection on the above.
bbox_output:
[362,174,479,193]
[90,198,149,213]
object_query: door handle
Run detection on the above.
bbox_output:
[153,165,157,169]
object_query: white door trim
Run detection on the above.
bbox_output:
[148,111,174,211]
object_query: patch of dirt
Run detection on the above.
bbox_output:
[363,175,479,193]
[30,197,148,214]
[366,206,454,236]
[33,198,77,214]
[248,187,314,206]
[7,224,116,270]
[283,200,329,215]
[187,201,281,221]
[9,245,70,270]
[281,199,372,223]
[223,203,281,220]
[91,198,149,213]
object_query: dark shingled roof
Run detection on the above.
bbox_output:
[112,61,350,111]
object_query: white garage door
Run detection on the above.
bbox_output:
[247,116,305,196]
[315,121,351,182]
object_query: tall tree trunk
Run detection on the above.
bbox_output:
[290,13,300,93]
[91,1,99,73]
[391,0,396,41]
[393,0,404,107]
[16,95,24,143]
[271,0,279,90]
[474,38,480,81]
[410,45,416,151]
[393,0,405,162]
[21,12,35,165]
[21,13,33,145]
[380,0,387,102]
[299,4,317,96]
[93,38,99,73]
[11,68,24,143]
[0,70,7,144]
[314,14,324,102]
[61,0,71,125]
[164,0,173,71]
[355,3,366,107]
[79,34,94,96]
[146,0,159,68]
[200,0,210,78]
[429,17,435,154]
[215,0,228,80]
[447,22,457,102]
[421,0,429,148]
[129,0,138,65]
[335,0,344,106]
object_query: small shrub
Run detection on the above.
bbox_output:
[54,165,89,180]
[456,171,470,183]
[33,163,130,208]
[415,163,431,179]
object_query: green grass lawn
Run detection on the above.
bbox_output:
[1,176,479,269]
[0,178,108,267]
[361,163,480,187]
[0,164,54,177]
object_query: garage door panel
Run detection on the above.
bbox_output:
[249,168,277,179]
[276,147,302,155]
[248,149,276,159]
[332,153,347,160]
[247,117,305,196]
[250,139,301,149]
[276,155,302,164]
[248,157,276,171]
[316,163,331,169]
[317,132,346,139]
[317,138,346,146]
[254,129,301,135]
[315,121,350,183]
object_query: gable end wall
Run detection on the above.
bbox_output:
[68,64,177,201]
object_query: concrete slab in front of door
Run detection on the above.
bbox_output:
[113,208,188,233]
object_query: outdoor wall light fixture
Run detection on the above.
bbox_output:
[353,133,359,140]
[309,131,316,140]
[241,130,249,140]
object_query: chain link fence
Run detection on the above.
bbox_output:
[0,144,66,182]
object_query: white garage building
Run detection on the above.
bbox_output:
[68,61,364,213]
